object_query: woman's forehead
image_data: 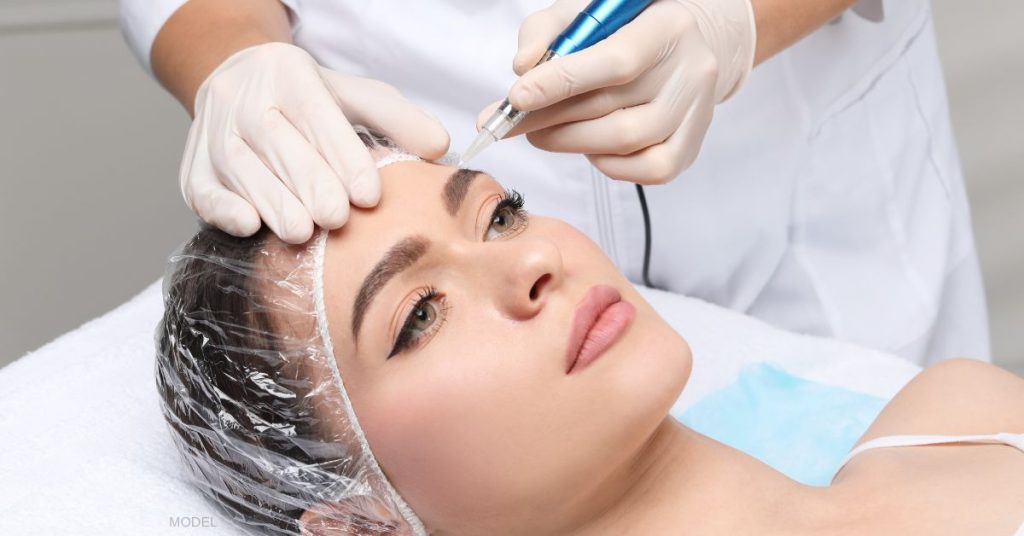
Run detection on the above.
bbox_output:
[327,160,499,268]
[344,161,496,234]
[320,161,499,341]
[379,160,495,197]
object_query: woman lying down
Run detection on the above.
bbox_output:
[158,128,1024,536]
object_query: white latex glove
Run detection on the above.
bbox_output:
[182,42,450,243]
[478,0,755,184]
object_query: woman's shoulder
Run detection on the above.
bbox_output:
[857,358,1024,444]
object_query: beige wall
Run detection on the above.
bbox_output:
[933,1,1024,374]
[0,0,194,366]
[1,1,1021,373]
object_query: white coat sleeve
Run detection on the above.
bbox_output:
[119,0,302,74]
[120,0,190,73]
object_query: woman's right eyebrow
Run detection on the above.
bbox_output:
[350,168,486,341]
[351,235,430,339]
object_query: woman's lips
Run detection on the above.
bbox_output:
[565,285,636,375]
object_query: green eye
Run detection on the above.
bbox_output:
[410,301,438,331]
[485,189,526,241]
[490,206,517,234]
[389,288,445,359]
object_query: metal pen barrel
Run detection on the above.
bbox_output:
[461,0,654,165]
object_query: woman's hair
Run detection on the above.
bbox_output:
[156,128,408,535]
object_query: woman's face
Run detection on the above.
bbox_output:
[321,160,691,533]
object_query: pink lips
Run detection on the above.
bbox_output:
[565,285,636,375]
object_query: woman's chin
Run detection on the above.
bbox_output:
[599,310,691,427]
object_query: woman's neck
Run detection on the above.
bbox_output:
[561,418,851,536]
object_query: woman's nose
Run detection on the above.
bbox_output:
[490,238,563,320]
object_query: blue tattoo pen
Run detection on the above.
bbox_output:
[459,0,655,166]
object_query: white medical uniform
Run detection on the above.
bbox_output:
[121,0,990,365]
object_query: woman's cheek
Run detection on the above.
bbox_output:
[361,363,508,514]
[363,355,485,454]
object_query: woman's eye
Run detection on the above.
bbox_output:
[484,189,527,241]
[389,289,446,358]
[489,206,516,235]
[409,301,438,332]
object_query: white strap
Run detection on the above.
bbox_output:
[375,151,421,169]
[313,231,428,535]
[833,432,1024,482]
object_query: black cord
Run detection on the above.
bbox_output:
[635,184,654,288]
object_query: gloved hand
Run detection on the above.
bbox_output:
[182,42,450,243]
[479,0,755,184]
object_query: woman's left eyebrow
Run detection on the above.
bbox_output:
[442,169,482,215]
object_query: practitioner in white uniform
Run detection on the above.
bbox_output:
[121,0,990,365]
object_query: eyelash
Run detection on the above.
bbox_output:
[484,188,527,241]
[494,189,526,220]
[387,189,528,358]
[388,286,449,358]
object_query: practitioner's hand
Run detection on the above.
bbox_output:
[181,42,450,243]
[478,0,755,184]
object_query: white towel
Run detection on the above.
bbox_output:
[0,281,920,535]
[633,287,921,416]
[0,281,241,535]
